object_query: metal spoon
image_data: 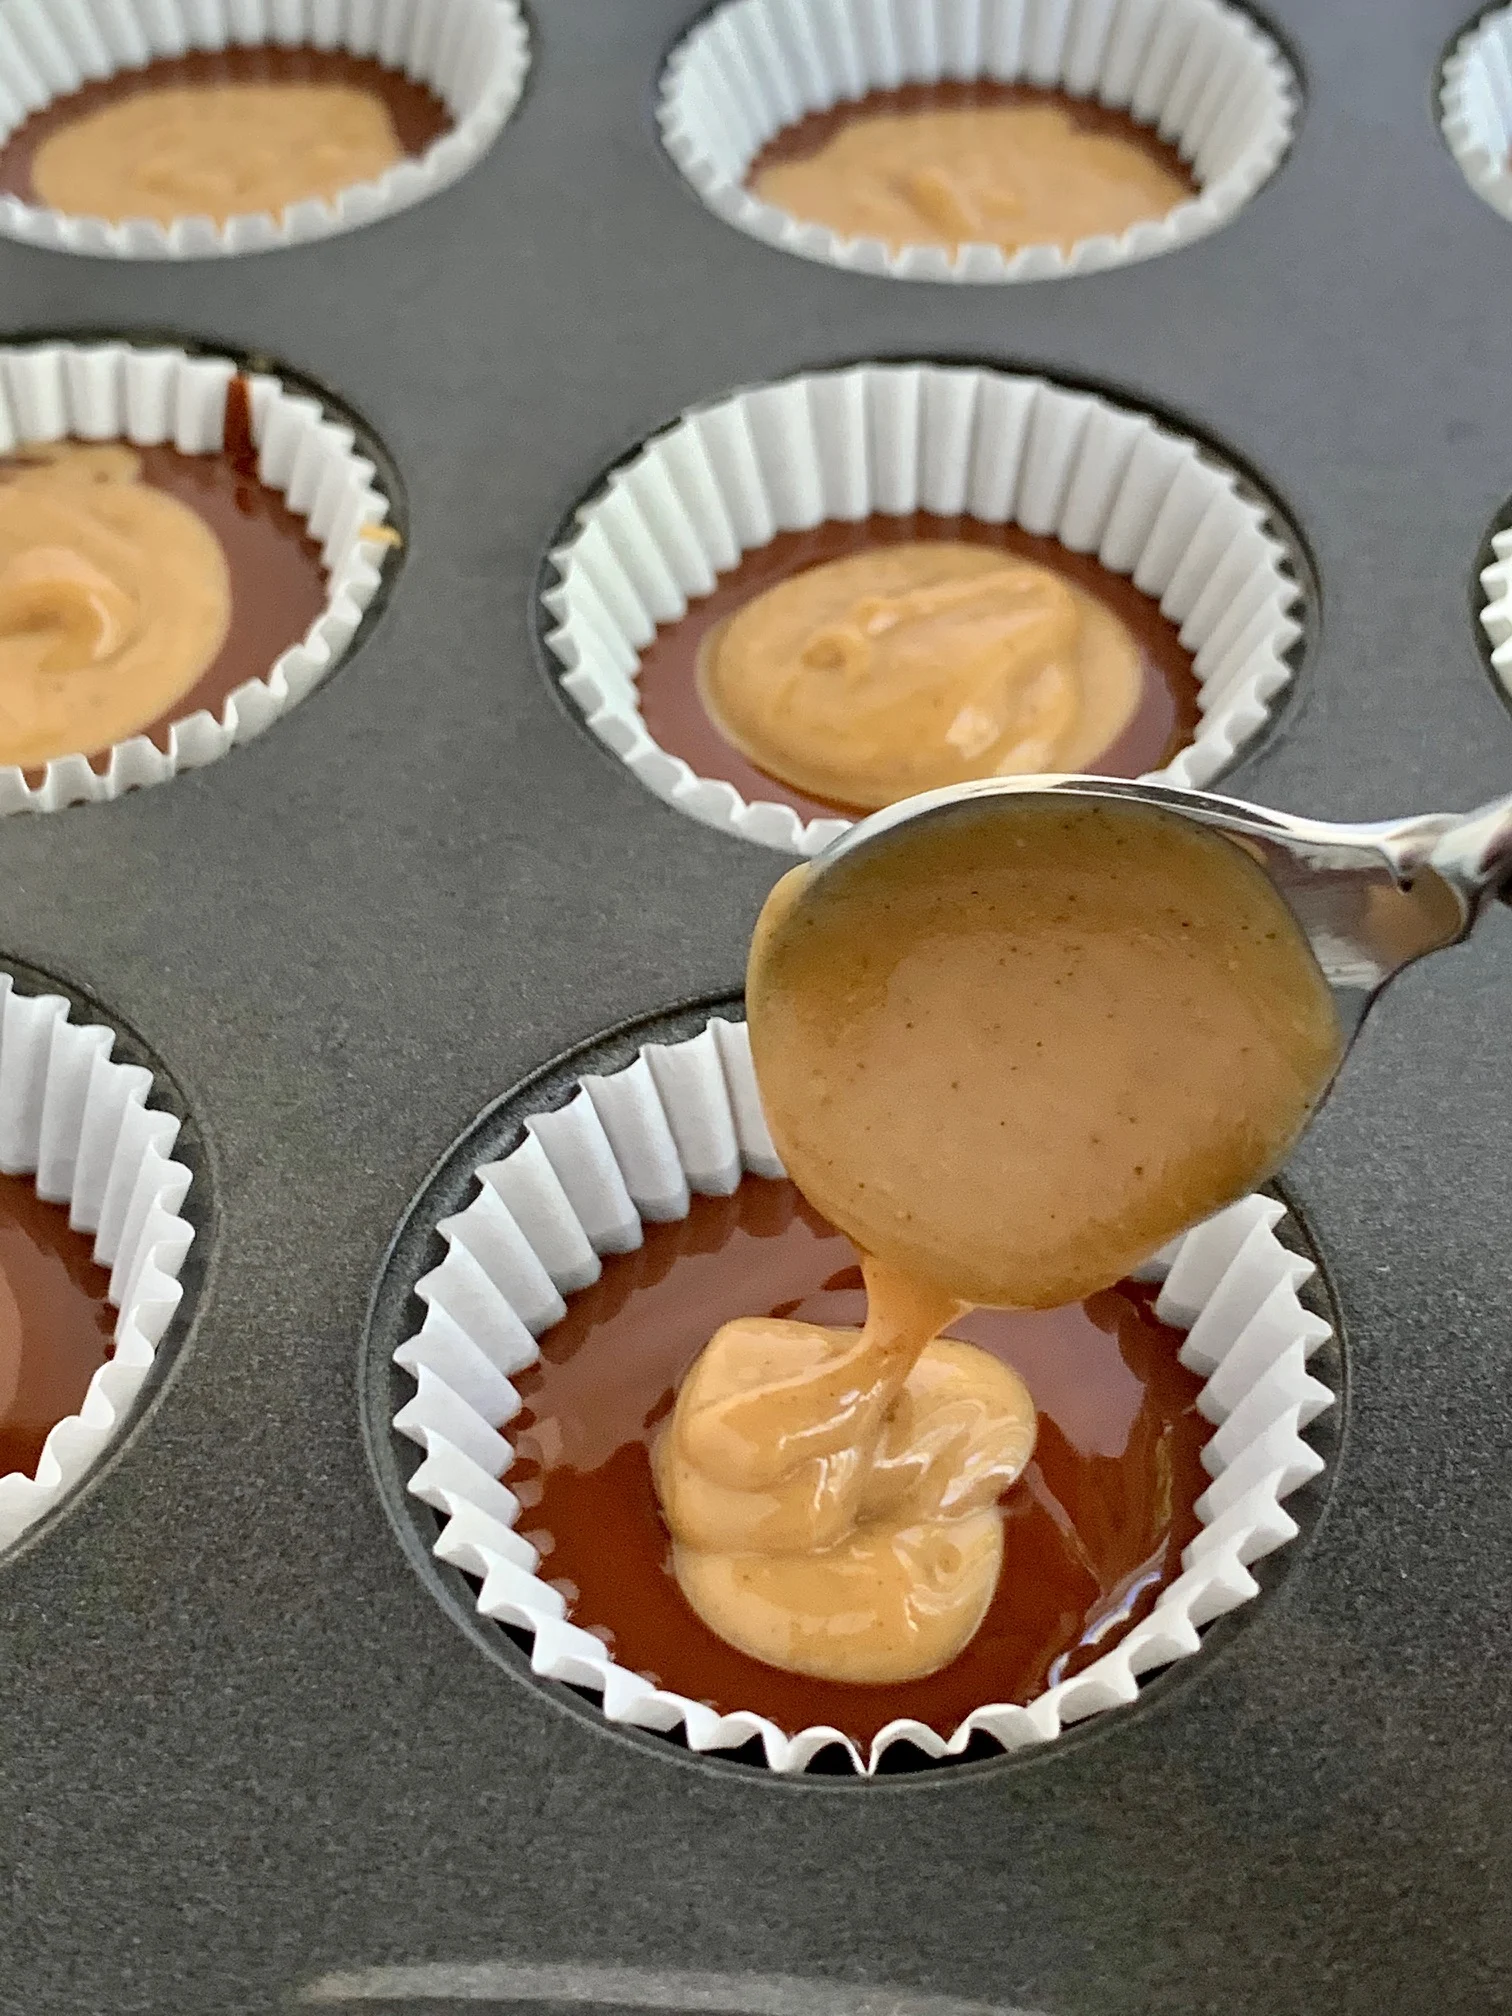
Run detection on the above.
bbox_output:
[809,774,1512,1049]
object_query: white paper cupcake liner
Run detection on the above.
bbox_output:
[1441,8,1512,225]
[658,0,1297,283]
[1479,525,1512,697]
[545,364,1305,856]
[0,973,197,1553]
[391,1014,1335,1776]
[0,0,528,258]
[0,339,394,815]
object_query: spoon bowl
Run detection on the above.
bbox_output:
[808,774,1512,1048]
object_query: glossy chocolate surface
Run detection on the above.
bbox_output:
[0,48,451,206]
[0,379,328,774]
[636,515,1203,821]
[0,1172,115,1482]
[508,1176,1206,1746]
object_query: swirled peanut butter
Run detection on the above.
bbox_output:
[516,1180,1210,1738]
[752,102,1190,256]
[655,1257,1036,1682]
[31,82,404,226]
[0,443,231,768]
[698,543,1143,810]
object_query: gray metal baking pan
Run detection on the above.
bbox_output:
[1,2,1510,2010]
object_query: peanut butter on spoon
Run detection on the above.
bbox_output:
[654,796,1342,1686]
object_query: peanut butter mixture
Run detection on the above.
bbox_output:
[32,82,404,225]
[655,796,1341,1685]
[0,444,231,768]
[656,1259,1036,1682]
[752,102,1191,255]
[699,543,1142,810]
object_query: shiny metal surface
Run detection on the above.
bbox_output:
[810,775,1512,1046]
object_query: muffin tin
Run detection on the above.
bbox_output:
[3,0,1512,2009]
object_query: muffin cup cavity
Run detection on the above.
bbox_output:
[389,1013,1336,1776]
[0,0,528,258]
[658,0,1297,283]
[1441,8,1512,225]
[0,974,197,1552]
[544,364,1305,855]
[0,339,394,815]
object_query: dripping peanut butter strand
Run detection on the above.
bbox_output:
[673,1253,962,1489]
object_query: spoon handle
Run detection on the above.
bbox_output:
[1425,791,1512,907]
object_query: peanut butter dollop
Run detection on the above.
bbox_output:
[32,82,404,226]
[699,542,1143,811]
[752,102,1190,256]
[0,443,231,768]
[656,794,1342,1685]
[656,1257,1036,1683]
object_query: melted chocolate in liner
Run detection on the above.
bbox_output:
[0,1173,115,1481]
[1,378,329,780]
[508,1177,1208,1747]
[635,515,1203,823]
[0,47,451,204]
[748,78,1196,194]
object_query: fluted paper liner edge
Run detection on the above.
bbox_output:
[1479,525,1512,695]
[391,1014,1334,1776]
[0,340,394,814]
[1442,8,1512,226]
[0,0,528,259]
[544,363,1305,856]
[658,0,1297,284]
[0,977,197,1552]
